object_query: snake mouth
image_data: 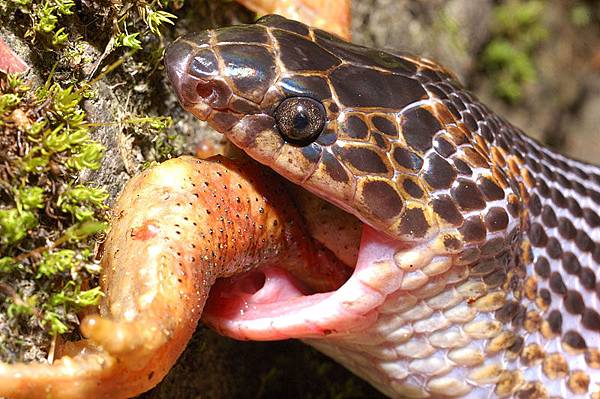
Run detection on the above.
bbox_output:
[203,225,407,340]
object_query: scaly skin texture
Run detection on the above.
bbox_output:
[0,155,349,398]
[165,15,600,398]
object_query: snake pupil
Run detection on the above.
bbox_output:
[274,97,326,145]
[293,112,309,130]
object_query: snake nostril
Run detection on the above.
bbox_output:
[196,81,218,100]
[193,78,232,109]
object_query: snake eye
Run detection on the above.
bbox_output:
[274,97,326,145]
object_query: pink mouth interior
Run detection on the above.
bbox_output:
[203,226,404,341]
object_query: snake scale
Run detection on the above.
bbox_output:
[165,15,600,399]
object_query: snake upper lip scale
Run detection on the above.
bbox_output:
[165,15,600,399]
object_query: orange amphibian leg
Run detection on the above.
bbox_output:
[0,156,348,399]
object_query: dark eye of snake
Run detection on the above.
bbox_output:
[274,97,326,145]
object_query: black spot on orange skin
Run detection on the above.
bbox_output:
[393,147,423,171]
[343,115,369,139]
[423,153,456,189]
[335,146,388,174]
[451,178,486,210]
[322,151,349,183]
[400,107,441,152]
[397,207,429,238]
[361,180,403,220]
[432,195,463,226]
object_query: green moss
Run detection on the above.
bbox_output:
[570,3,592,27]
[0,0,75,45]
[480,0,548,103]
[0,0,183,362]
[0,72,108,360]
[1,0,179,50]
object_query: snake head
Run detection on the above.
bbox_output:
[164,15,342,154]
[165,15,520,252]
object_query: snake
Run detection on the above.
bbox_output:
[164,15,600,398]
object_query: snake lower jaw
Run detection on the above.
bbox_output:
[202,225,442,342]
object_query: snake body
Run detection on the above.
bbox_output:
[165,15,600,398]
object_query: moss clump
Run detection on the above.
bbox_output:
[0,0,76,46]
[0,72,106,362]
[0,0,179,50]
[0,0,182,362]
[480,0,548,103]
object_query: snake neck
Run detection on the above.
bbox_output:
[513,130,600,351]
[425,73,600,351]
[452,96,600,395]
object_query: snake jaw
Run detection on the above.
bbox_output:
[202,225,444,341]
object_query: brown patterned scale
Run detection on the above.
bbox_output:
[165,15,600,398]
